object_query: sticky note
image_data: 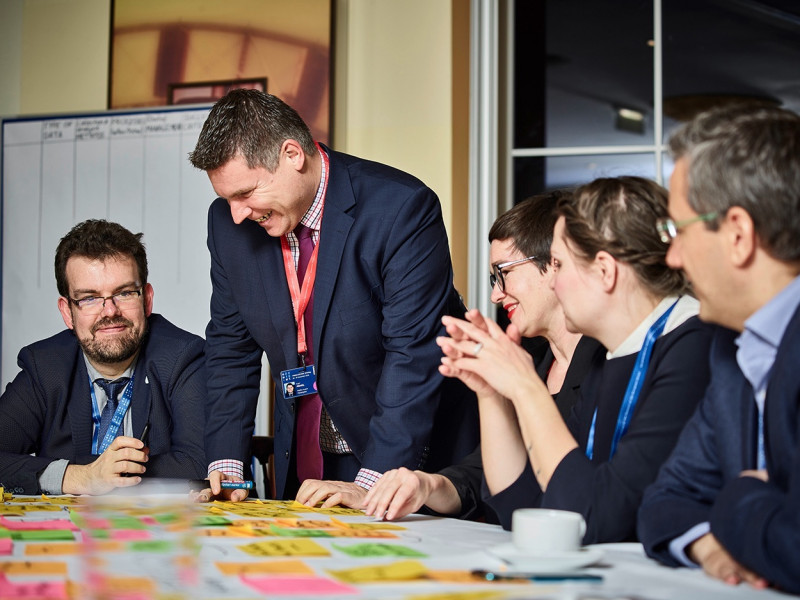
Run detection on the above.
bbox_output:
[237,539,330,557]
[331,542,426,558]
[0,516,77,530]
[10,529,74,542]
[241,575,358,596]
[0,561,69,575]
[327,559,429,584]
[215,559,313,576]
[0,539,11,555]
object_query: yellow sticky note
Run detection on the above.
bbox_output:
[197,527,256,538]
[406,591,512,600]
[0,560,69,575]
[327,559,428,584]
[237,539,330,557]
[326,529,398,538]
[25,542,82,556]
[41,495,83,506]
[215,559,314,576]
[330,516,405,530]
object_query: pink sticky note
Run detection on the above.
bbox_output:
[0,574,68,599]
[0,538,12,555]
[241,575,359,596]
[0,516,78,531]
[110,530,152,541]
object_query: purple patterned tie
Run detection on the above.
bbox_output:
[95,377,130,450]
[294,223,324,481]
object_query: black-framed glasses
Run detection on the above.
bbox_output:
[489,256,537,292]
[656,212,718,244]
[68,289,143,314]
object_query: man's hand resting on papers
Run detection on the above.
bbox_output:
[190,470,249,503]
[62,436,148,495]
[295,479,367,509]
[688,532,768,589]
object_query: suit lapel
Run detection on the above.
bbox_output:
[131,354,151,438]
[68,360,94,456]
[313,150,355,371]
[255,230,301,369]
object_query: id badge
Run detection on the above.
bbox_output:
[280,365,317,398]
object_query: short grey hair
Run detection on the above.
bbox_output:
[668,104,800,262]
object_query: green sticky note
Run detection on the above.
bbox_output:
[110,516,146,529]
[0,527,10,538]
[268,524,332,538]
[332,543,427,558]
[11,529,75,541]
[129,540,174,552]
[193,515,231,527]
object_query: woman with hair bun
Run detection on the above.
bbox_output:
[439,176,713,543]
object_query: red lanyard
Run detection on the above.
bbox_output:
[280,146,329,359]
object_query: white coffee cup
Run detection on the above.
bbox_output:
[511,508,586,555]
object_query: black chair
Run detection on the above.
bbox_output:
[250,435,275,498]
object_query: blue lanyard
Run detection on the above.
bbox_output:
[585,299,679,460]
[90,372,136,455]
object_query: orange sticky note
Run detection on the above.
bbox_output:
[215,559,314,576]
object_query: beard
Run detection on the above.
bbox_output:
[77,315,147,365]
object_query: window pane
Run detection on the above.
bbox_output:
[514,154,658,202]
[514,0,654,149]
[663,0,800,138]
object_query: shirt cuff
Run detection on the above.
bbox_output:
[354,468,382,490]
[208,459,244,480]
[669,522,711,568]
[39,459,69,495]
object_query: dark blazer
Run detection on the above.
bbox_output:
[204,147,479,499]
[440,335,604,522]
[485,316,713,543]
[638,308,800,594]
[0,314,207,494]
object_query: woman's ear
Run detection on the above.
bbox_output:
[593,250,619,293]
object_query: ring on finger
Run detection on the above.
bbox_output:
[472,342,483,356]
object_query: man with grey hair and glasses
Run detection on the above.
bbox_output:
[0,220,207,495]
[638,104,800,593]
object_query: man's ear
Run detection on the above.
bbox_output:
[58,297,75,330]
[724,206,757,268]
[143,283,154,317]
[281,139,306,172]
[594,250,618,293]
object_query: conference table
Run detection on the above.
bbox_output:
[0,487,786,599]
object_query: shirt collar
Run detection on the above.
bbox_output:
[607,295,699,359]
[736,274,800,392]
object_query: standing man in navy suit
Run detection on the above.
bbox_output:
[638,105,800,593]
[189,89,477,505]
[0,220,207,495]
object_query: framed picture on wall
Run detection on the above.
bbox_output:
[167,77,267,105]
[109,0,332,144]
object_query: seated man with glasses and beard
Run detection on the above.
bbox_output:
[0,220,207,495]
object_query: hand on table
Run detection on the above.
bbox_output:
[688,533,768,588]
[190,470,249,503]
[363,467,442,520]
[295,479,367,509]
[62,436,148,495]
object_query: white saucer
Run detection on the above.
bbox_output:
[488,543,604,572]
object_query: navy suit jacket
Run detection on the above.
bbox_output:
[0,314,208,494]
[485,315,713,542]
[638,307,800,593]
[204,147,478,499]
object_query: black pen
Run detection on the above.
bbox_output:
[472,570,603,583]
[139,422,150,447]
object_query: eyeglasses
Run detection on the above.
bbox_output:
[68,289,143,314]
[656,212,718,243]
[489,256,537,292]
